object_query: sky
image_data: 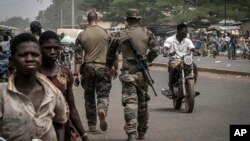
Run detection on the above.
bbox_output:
[0,0,52,21]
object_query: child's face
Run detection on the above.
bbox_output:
[41,39,61,63]
[12,41,41,76]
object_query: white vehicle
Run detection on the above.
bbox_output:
[57,28,83,43]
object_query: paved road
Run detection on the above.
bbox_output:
[74,67,250,141]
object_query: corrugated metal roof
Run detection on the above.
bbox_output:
[208,25,240,31]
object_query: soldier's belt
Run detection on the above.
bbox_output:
[85,62,106,66]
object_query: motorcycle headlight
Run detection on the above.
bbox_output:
[183,56,193,65]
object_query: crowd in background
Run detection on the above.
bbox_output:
[0,32,11,82]
[157,29,250,59]
[189,30,250,58]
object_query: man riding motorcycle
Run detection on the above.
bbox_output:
[163,23,199,94]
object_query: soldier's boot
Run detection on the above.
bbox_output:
[89,125,96,132]
[98,109,107,131]
[127,133,137,141]
[138,133,145,140]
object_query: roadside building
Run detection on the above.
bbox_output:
[241,19,250,39]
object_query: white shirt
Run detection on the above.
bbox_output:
[164,34,195,59]
[0,41,10,52]
[225,36,230,42]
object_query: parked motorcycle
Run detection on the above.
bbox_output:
[242,41,250,60]
[207,42,218,58]
[161,54,197,113]
[200,41,208,57]
[58,43,74,69]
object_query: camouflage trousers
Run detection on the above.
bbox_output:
[119,70,150,135]
[80,63,111,126]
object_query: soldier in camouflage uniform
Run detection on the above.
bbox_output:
[73,11,117,132]
[106,9,159,141]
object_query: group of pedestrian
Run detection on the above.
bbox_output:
[0,32,68,141]
[188,28,250,60]
[0,8,201,141]
[0,24,89,141]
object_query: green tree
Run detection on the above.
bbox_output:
[0,17,30,29]
[36,0,250,29]
[77,0,250,26]
[36,0,84,30]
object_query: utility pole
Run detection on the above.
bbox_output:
[224,0,227,26]
[60,9,62,28]
[72,0,75,29]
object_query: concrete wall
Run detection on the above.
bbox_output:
[242,20,250,34]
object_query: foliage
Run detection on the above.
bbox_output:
[34,0,250,30]
[0,17,30,29]
[36,0,84,31]
[78,0,250,26]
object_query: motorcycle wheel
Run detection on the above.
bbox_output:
[243,49,246,59]
[184,79,195,113]
[173,86,182,109]
[213,51,216,58]
[66,58,71,70]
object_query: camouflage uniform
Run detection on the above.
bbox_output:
[75,25,111,127]
[106,9,159,137]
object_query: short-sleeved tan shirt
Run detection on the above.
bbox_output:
[75,25,110,64]
[0,73,68,141]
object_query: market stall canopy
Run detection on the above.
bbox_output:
[218,19,242,26]
[0,26,11,35]
[208,25,240,31]
[1,25,24,35]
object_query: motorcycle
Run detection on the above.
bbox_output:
[207,42,218,58]
[58,43,74,69]
[200,41,208,57]
[242,41,250,60]
[161,53,197,113]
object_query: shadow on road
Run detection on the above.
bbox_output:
[149,107,180,112]
[91,139,125,141]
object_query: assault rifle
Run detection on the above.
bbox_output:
[123,38,157,96]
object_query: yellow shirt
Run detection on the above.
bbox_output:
[0,73,68,141]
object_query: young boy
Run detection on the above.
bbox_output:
[39,31,89,141]
[0,33,67,141]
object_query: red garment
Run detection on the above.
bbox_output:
[46,66,69,96]
[45,66,79,141]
